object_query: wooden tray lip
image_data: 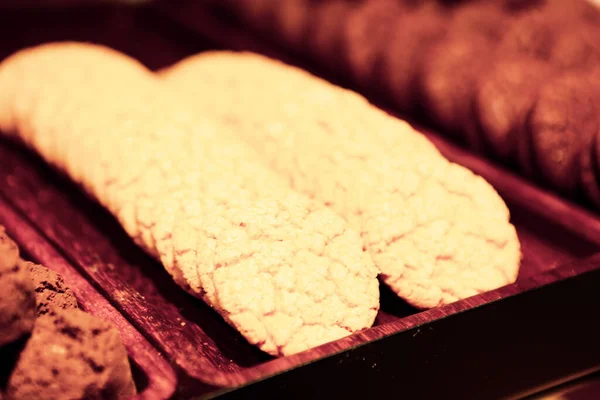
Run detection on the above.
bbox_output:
[207,261,600,400]
[0,195,178,400]
[201,255,600,388]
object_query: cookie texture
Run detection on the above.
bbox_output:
[378,2,448,113]
[529,68,600,193]
[497,1,599,64]
[304,0,353,72]
[162,51,522,309]
[419,32,493,137]
[271,0,311,49]
[23,260,79,317]
[475,57,555,162]
[225,0,276,34]
[579,125,600,208]
[341,0,406,88]
[0,42,379,356]
[6,309,136,400]
[0,227,36,347]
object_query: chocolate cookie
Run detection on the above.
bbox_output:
[497,8,565,61]
[449,1,511,42]
[516,105,539,179]
[0,227,36,348]
[378,2,449,113]
[229,0,277,35]
[23,260,79,317]
[418,32,494,139]
[6,309,136,400]
[305,0,354,73]
[497,0,600,62]
[475,57,555,162]
[579,127,600,209]
[341,0,407,89]
[271,0,311,49]
[548,24,600,70]
[529,71,600,194]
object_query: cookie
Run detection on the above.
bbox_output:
[378,2,449,113]
[497,0,599,62]
[6,309,136,400]
[579,127,600,209]
[225,0,277,34]
[516,105,540,179]
[475,57,555,162]
[548,24,600,70]
[0,227,36,348]
[0,43,380,357]
[449,1,511,42]
[163,51,522,310]
[529,70,600,194]
[271,0,311,49]
[23,261,79,317]
[341,0,407,89]
[418,32,494,139]
[304,0,354,73]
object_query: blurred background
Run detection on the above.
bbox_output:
[0,0,209,69]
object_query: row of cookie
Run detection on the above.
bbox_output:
[221,0,600,206]
[0,42,381,357]
[160,50,521,314]
[0,227,136,399]
[0,42,520,357]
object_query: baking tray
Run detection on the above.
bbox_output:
[1,2,600,399]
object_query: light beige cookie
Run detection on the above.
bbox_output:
[162,51,522,309]
[0,42,379,356]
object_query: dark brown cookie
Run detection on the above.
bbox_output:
[497,0,600,63]
[418,32,494,139]
[23,260,79,317]
[475,57,555,162]
[499,0,546,13]
[341,0,407,89]
[0,227,36,348]
[305,0,355,73]
[271,0,312,49]
[228,0,278,35]
[529,71,600,194]
[378,2,449,113]
[516,105,539,179]
[449,1,511,42]
[497,6,568,61]
[6,309,136,400]
[548,24,600,70]
[579,127,600,209]
[547,0,600,27]
[531,0,600,23]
